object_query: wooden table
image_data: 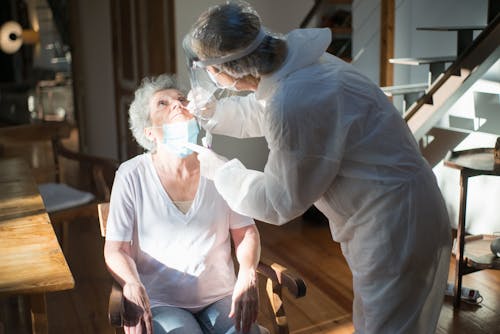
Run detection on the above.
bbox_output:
[444,147,500,308]
[0,158,74,333]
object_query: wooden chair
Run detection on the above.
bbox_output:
[97,202,307,334]
[0,121,73,183]
[0,121,120,250]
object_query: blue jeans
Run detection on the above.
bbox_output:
[151,295,261,334]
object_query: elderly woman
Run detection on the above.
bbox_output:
[104,74,262,334]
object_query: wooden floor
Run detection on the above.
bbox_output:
[1,132,500,333]
[3,216,497,334]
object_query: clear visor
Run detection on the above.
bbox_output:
[182,35,219,148]
[182,35,247,99]
[182,34,227,110]
[182,29,265,147]
[182,27,266,100]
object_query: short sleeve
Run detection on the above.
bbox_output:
[105,170,136,241]
[228,207,255,230]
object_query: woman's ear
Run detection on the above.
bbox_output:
[144,126,154,142]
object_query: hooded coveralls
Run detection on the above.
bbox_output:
[207,28,452,333]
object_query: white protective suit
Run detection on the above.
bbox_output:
[208,28,452,333]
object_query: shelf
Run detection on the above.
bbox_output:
[416,26,486,56]
[416,26,486,32]
[326,0,353,4]
[389,56,456,65]
[330,27,352,34]
[452,235,500,270]
[381,82,428,96]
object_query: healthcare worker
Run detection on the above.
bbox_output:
[183,1,452,333]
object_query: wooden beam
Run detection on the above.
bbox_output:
[380,0,395,87]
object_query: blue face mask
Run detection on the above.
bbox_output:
[160,118,199,158]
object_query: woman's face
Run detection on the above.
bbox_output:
[146,89,193,144]
[148,89,191,127]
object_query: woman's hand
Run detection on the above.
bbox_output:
[122,281,153,334]
[229,268,259,333]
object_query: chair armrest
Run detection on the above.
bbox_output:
[257,257,306,299]
[257,256,307,334]
[108,280,124,328]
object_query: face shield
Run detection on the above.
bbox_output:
[182,27,265,94]
[182,28,266,148]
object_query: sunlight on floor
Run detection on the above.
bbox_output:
[292,314,354,334]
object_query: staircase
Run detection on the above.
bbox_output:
[403,14,500,142]
[398,12,500,237]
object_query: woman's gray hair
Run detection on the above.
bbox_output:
[129,74,183,151]
[189,0,287,78]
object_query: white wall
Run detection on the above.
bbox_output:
[74,0,118,159]
[174,0,314,170]
[351,0,381,85]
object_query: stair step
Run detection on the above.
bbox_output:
[389,56,456,65]
[416,25,486,32]
[381,83,428,96]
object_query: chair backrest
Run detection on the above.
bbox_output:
[0,121,119,200]
[97,202,110,238]
[0,121,72,183]
[55,142,119,201]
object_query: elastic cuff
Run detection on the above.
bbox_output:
[214,158,245,185]
[204,118,218,132]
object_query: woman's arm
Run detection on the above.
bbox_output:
[104,241,153,334]
[104,241,139,286]
[231,224,261,273]
[229,224,261,333]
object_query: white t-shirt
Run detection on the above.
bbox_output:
[106,153,254,310]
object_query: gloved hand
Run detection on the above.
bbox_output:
[187,87,216,122]
[184,143,228,180]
